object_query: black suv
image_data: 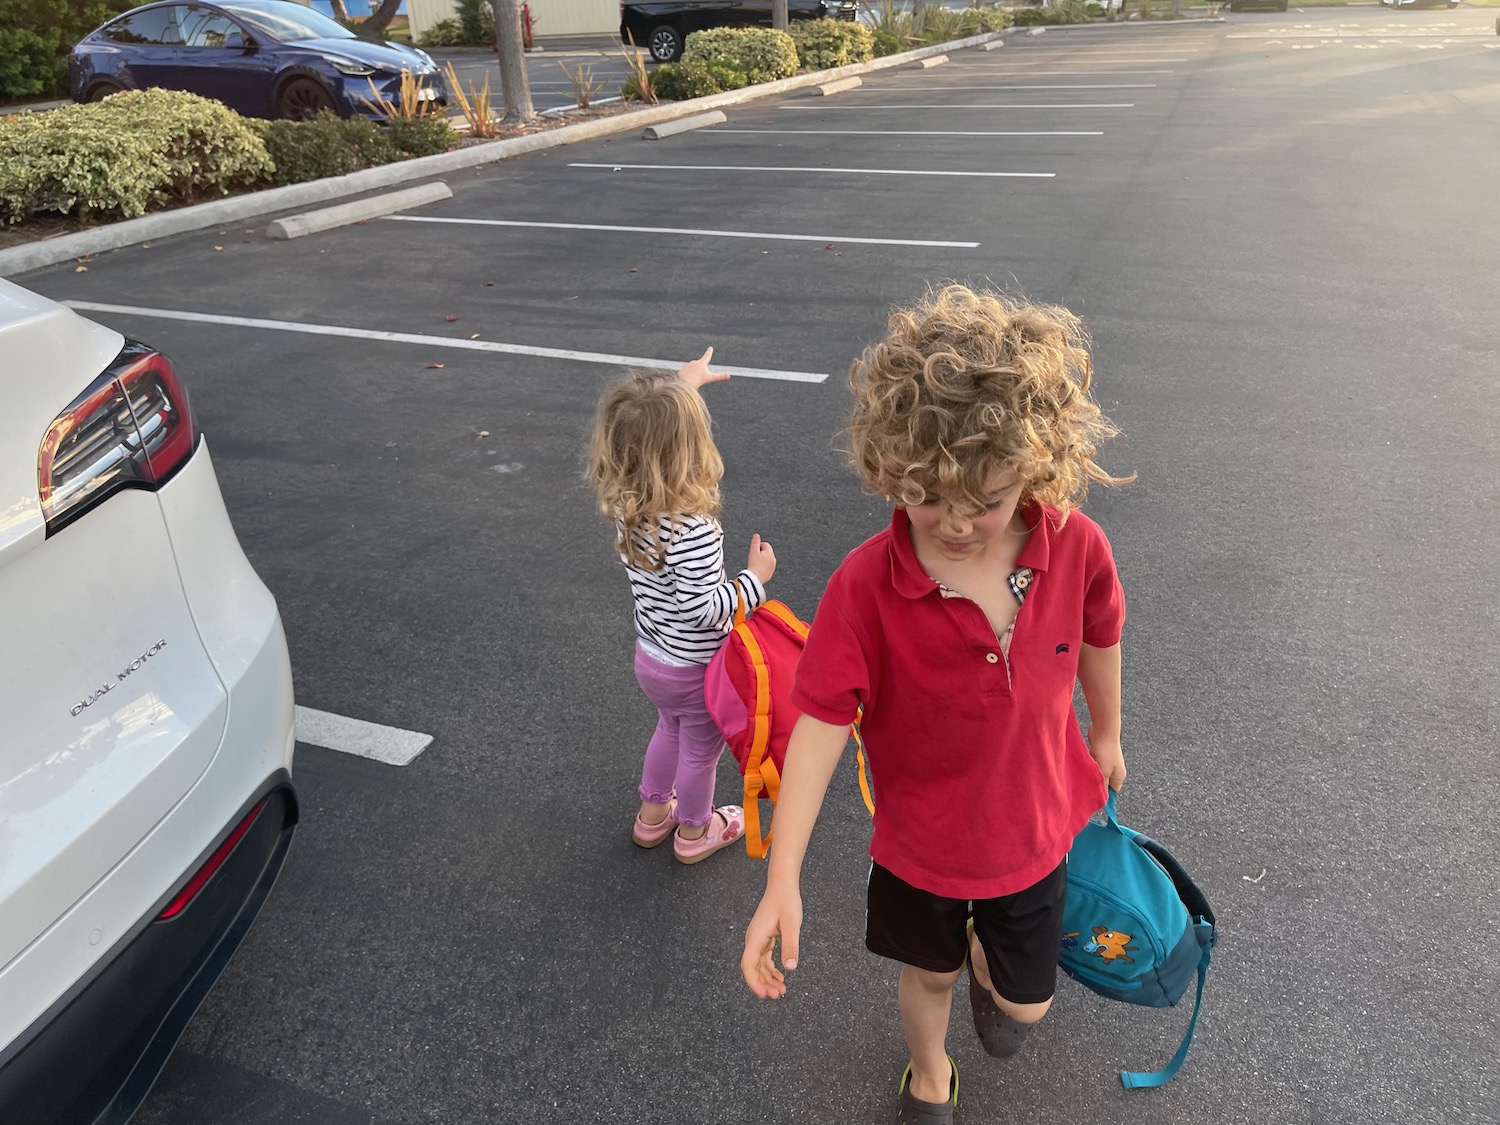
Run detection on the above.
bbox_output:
[621,0,859,63]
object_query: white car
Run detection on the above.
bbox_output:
[0,279,297,1125]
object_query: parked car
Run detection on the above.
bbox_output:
[621,0,859,63]
[68,0,446,119]
[0,279,298,1125]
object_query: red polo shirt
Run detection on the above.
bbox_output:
[790,505,1124,900]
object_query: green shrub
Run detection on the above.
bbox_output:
[418,17,468,46]
[787,20,875,70]
[871,27,904,57]
[457,0,488,42]
[0,26,60,100]
[1010,7,1051,24]
[0,88,271,224]
[652,61,750,100]
[682,27,798,80]
[0,1,135,100]
[252,112,396,186]
[386,114,455,157]
[1085,1,1105,16]
[973,6,1015,32]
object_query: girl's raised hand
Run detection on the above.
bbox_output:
[748,534,777,585]
[678,346,731,390]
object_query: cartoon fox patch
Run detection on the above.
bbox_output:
[1084,926,1138,964]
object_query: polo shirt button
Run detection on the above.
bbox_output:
[986,652,999,664]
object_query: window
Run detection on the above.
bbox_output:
[180,6,245,48]
[102,7,182,45]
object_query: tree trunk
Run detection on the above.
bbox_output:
[356,0,403,39]
[326,0,351,23]
[772,0,789,30]
[492,0,535,123]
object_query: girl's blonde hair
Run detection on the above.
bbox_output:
[849,285,1132,523]
[586,372,723,571]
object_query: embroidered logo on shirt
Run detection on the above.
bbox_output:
[1056,643,1070,654]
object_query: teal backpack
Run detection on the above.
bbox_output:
[1060,790,1216,1088]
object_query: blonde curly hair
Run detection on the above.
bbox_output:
[849,285,1131,523]
[586,372,723,571]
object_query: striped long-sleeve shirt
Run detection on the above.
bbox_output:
[621,514,766,666]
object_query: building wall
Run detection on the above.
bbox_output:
[406,0,619,42]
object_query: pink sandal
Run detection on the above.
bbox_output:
[673,805,745,865]
[632,798,678,848]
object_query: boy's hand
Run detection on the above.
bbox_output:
[678,346,730,389]
[741,883,803,999]
[748,534,777,585]
[1088,728,1126,792]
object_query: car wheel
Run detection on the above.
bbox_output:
[276,77,337,121]
[85,80,124,103]
[648,24,683,63]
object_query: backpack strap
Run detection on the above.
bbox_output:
[734,611,777,859]
[852,724,875,816]
[1120,937,1211,1089]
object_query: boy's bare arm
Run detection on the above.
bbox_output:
[741,713,849,999]
[1078,642,1126,791]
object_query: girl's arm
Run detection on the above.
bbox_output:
[1078,641,1126,791]
[741,713,848,999]
[666,518,766,628]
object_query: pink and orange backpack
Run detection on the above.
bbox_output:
[704,597,873,858]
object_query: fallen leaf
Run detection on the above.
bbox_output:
[242,239,251,244]
[470,333,481,339]
[75,265,88,273]
[628,268,637,273]
[826,243,835,249]
[484,281,495,287]
[567,296,578,301]
[445,314,460,322]
[426,363,445,369]
[213,245,223,251]
[355,219,368,225]
[477,430,490,438]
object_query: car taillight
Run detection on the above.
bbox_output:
[158,799,267,921]
[37,342,198,534]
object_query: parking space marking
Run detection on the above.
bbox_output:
[887,84,1157,90]
[568,163,1055,179]
[63,301,831,383]
[384,215,980,248]
[779,103,1134,110]
[714,129,1104,137]
[294,706,433,766]
[936,69,1174,76]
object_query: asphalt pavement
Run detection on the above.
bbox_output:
[17,8,1500,1124]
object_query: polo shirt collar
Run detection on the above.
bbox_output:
[888,503,1058,600]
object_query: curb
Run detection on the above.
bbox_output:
[0,30,1004,277]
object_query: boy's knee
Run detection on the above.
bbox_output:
[905,964,964,991]
[996,995,1052,1024]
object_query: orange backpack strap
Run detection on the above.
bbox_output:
[735,613,777,859]
[852,725,875,816]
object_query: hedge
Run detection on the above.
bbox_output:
[0,89,272,223]
[0,91,456,225]
[0,0,135,101]
[787,20,875,70]
[682,27,798,80]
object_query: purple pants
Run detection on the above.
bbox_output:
[634,644,725,829]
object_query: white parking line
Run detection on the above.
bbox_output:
[887,84,1157,91]
[384,215,979,248]
[780,103,1135,110]
[569,163,1055,179]
[714,129,1104,137]
[63,301,830,383]
[294,706,433,766]
[976,56,1190,63]
[936,69,1173,76]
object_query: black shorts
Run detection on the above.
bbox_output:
[865,859,1067,1006]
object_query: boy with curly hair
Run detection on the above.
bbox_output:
[741,286,1132,1123]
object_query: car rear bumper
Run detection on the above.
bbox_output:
[0,778,298,1125]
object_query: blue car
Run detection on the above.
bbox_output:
[68,0,447,120]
